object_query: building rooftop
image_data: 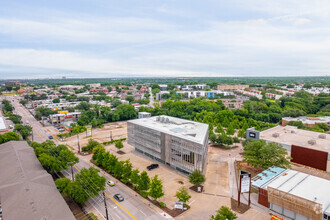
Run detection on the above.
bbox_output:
[267,169,330,214]
[282,116,330,125]
[251,166,287,188]
[260,125,330,153]
[0,141,75,220]
[128,115,209,144]
[0,116,6,130]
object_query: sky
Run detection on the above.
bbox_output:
[1,0,330,79]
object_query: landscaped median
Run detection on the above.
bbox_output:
[91,145,193,217]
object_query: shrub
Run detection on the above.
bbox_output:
[160,202,166,208]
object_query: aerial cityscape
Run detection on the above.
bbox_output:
[0,1,330,220]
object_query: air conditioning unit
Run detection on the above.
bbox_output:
[308,139,316,145]
[319,134,326,139]
[272,133,279,138]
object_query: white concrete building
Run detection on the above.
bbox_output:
[127,116,209,174]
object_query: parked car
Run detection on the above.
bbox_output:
[59,128,65,132]
[48,136,53,139]
[114,194,124,202]
[107,180,115,186]
[147,164,159,171]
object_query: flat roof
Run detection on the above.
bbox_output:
[0,116,6,130]
[128,115,209,145]
[251,166,286,188]
[267,169,330,214]
[260,125,330,153]
[283,116,330,124]
[0,141,75,220]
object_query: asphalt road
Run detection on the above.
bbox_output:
[8,96,171,220]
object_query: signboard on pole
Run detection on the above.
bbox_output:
[174,201,183,210]
[241,175,251,193]
[86,125,92,136]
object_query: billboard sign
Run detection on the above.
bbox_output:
[59,111,69,114]
[86,125,92,136]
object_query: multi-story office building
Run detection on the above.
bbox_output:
[127,116,209,174]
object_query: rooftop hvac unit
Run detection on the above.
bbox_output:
[290,130,295,133]
[156,116,160,121]
[272,133,279,138]
[308,139,316,145]
[319,134,326,139]
[165,118,170,123]
[160,117,165,123]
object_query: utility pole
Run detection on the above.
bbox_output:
[71,165,74,181]
[103,191,109,220]
[77,133,80,153]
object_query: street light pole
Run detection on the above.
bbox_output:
[77,133,80,153]
[103,191,109,220]
[31,129,34,141]
[71,165,74,181]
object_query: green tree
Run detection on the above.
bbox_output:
[0,131,20,144]
[210,206,237,220]
[175,186,191,205]
[115,140,124,152]
[130,169,140,188]
[75,167,106,198]
[113,161,124,179]
[121,160,133,184]
[188,169,206,187]
[137,171,150,192]
[82,139,101,152]
[55,178,71,193]
[38,153,65,173]
[66,181,90,204]
[53,98,60,103]
[149,175,164,201]
[226,123,235,135]
[242,140,291,169]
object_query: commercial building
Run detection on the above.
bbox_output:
[181,84,209,91]
[127,115,209,174]
[217,84,249,90]
[159,84,168,91]
[49,112,81,125]
[282,116,330,127]
[252,166,330,220]
[0,141,75,220]
[259,126,330,172]
[221,98,244,109]
[155,91,170,100]
[138,112,151,119]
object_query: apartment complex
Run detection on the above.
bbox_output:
[252,166,330,220]
[127,115,209,174]
[217,84,249,90]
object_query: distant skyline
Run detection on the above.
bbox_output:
[1,0,330,79]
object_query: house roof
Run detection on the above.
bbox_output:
[0,141,75,220]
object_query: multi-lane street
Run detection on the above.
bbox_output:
[7,96,171,220]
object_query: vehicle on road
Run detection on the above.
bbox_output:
[147,164,159,171]
[114,194,124,202]
[107,180,115,186]
[48,136,53,139]
[9,125,13,129]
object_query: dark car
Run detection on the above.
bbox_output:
[147,164,159,171]
[114,194,124,202]
[48,136,53,139]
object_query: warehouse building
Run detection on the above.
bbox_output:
[0,141,75,220]
[259,126,330,172]
[127,115,209,174]
[252,166,330,220]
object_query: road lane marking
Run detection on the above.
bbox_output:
[73,166,138,220]
[139,210,146,216]
[33,127,46,141]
